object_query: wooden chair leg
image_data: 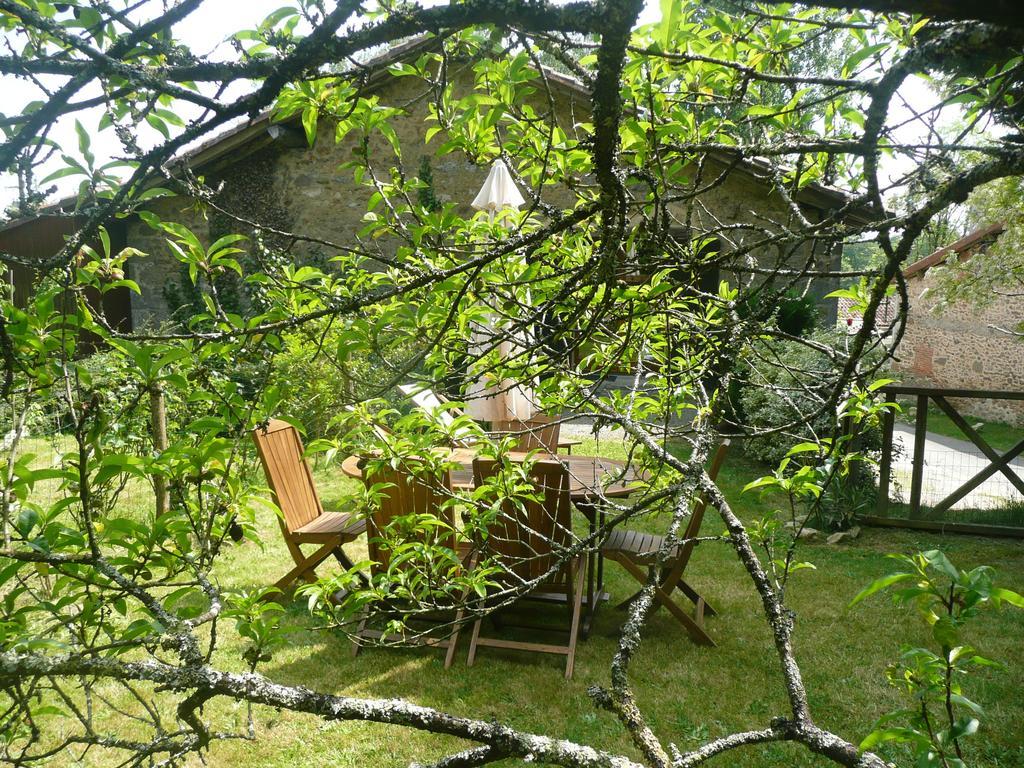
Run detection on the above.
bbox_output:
[332,545,371,591]
[445,566,474,670]
[444,606,466,669]
[273,541,338,595]
[610,557,662,616]
[654,583,715,646]
[615,572,717,617]
[332,546,354,568]
[616,555,715,646]
[605,553,642,611]
[565,558,586,679]
[675,578,717,617]
[466,615,484,667]
[351,607,369,658]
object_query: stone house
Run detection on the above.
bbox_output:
[2,37,868,335]
[889,224,1024,426]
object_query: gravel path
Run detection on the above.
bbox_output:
[558,417,1024,510]
[889,424,1024,509]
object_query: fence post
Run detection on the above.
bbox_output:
[908,393,929,518]
[150,383,170,517]
[876,402,895,516]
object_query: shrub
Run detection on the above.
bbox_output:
[269,322,419,437]
[737,329,887,530]
[775,290,819,337]
[736,287,821,338]
[38,348,153,448]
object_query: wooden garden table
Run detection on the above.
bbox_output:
[341,448,640,636]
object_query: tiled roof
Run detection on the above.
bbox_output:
[903,222,1006,279]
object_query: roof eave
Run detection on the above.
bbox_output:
[1,34,872,233]
[902,221,1006,279]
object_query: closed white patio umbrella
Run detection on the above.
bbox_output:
[471,159,526,222]
[464,159,536,424]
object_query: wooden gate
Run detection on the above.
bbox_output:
[868,386,1024,537]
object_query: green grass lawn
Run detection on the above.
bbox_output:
[192,438,1024,768]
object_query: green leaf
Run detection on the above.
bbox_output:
[845,43,889,73]
[949,693,984,716]
[742,475,779,493]
[208,233,248,253]
[849,572,914,607]
[922,550,959,580]
[860,726,925,749]
[146,113,170,139]
[658,0,681,48]
[786,442,822,456]
[947,717,979,741]
[151,108,185,127]
[74,119,92,162]
[302,106,318,146]
[261,6,300,27]
[825,287,859,301]
[137,211,162,229]
[40,165,85,184]
[932,615,959,649]
[991,587,1024,609]
[98,227,110,259]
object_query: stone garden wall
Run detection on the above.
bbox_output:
[124,195,211,329]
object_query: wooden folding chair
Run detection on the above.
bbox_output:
[468,458,586,679]
[398,383,581,452]
[252,419,367,596]
[354,463,471,668]
[491,414,561,454]
[601,440,730,646]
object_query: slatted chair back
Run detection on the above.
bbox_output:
[252,419,324,534]
[491,415,561,454]
[467,457,584,677]
[472,458,572,583]
[361,464,455,576]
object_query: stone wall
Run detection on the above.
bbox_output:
[125,66,840,329]
[892,269,1024,426]
[125,195,210,329]
[680,163,840,321]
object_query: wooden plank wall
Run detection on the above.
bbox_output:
[0,215,132,349]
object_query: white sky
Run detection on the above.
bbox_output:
[0,0,941,210]
[1,0,292,208]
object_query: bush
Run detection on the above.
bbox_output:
[737,329,887,530]
[38,349,153,448]
[78,349,151,446]
[736,287,821,338]
[0,401,51,443]
[269,323,419,437]
[775,290,819,337]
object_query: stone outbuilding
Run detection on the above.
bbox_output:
[838,223,1024,426]
[893,223,1023,425]
[2,38,869,334]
